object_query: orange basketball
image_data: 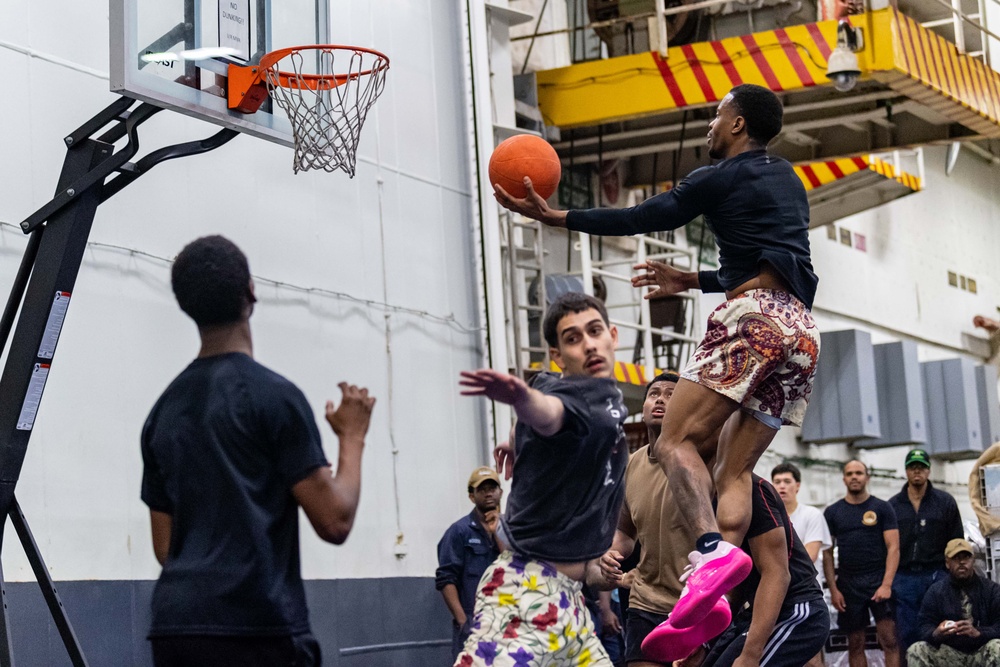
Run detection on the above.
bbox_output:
[489,134,561,200]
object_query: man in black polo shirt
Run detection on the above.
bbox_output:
[142,236,376,667]
[493,83,819,635]
[436,467,503,659]
[456,292,628,666]
[824,460,901,667]
[692,474,829,667]
[888,448,964,659]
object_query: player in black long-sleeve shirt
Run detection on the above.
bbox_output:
[494,84,820,637]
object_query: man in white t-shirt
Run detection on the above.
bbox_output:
[772,461,832,667]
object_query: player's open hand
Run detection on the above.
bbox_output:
[494,441,515,480]
[493,179,565,228]
[460,369,530,407]
[974,315,1000,332]
[632,260,689,299]
[598,549,624,585]
[325,383,376,442]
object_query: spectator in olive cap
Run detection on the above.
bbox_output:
[889,448,964,658]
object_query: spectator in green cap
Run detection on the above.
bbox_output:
[889,448,964,660]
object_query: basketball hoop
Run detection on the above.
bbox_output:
[228,45,389,175]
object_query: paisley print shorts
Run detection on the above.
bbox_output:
[681,289,820,427]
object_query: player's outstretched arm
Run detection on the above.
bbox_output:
[460,369,565,437]
[632,260,701,300]
[493,178,569,228]
[293,383,375,545]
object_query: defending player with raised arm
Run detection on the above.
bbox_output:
[455,292,629,667]
[493,83,820,639]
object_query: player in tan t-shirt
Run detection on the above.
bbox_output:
[587,372,699,666]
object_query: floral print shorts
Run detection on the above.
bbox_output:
[681,289,820,427]
[453,551,611,667]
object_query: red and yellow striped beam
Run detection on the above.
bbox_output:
[545,360,660,386]
[536,9,1000,137]
[794,154,922,192]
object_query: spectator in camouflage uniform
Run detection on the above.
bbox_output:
[907,538,1000,667]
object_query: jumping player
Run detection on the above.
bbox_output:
[141,236,376,666]
[589,372,726,666]
[456,292,628,666]
[493,83,820,632]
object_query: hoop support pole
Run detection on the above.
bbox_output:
[0,94,239,665]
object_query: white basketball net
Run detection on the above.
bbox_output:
[264,47,389,176]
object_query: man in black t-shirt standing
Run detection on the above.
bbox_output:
[696,475,829,667]
[141,236,376,667]
[824,460,901,667]
[456,292,628,666]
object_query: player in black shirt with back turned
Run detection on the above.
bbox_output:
[141,236,376,667]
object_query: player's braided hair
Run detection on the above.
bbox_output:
[171,235,255,327]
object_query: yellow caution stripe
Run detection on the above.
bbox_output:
[546,360,661,387]
[794,154,922,192]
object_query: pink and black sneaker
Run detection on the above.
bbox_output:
[640,597,732,663]
[668,541,751,629]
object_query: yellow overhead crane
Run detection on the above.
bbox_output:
[536,8,1000,139]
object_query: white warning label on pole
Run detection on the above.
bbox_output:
[17,363,50,431]
[38,291,71,360]
[219,0,251,62]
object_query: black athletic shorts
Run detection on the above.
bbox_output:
[837,572,894,632]
[703,599,829,667]
[151,632,321,667]
[624,607,671,665]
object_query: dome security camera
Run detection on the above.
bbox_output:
[826,21,863,93]
[826,48,861,92]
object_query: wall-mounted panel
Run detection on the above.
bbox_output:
[857,340,927,449]
[922,358,982,460]
[801,329,881,443]
[976,365,1000,449]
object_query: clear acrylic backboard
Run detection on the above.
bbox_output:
[110,0,328,146]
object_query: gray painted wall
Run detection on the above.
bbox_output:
[4,577,452,666]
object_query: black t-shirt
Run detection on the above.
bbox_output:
[501,373,629,562]
[824,496,898,577]
[732,475,823,611]
[141,353,328,637]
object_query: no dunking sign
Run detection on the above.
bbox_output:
[219,0,250,62]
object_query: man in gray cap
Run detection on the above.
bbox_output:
[436,466,503,658]
[907,538,1000,666]
[889,448,964,658]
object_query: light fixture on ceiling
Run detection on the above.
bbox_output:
[826,20,864,93]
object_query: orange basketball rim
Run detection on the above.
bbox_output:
[226,44,390,175]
